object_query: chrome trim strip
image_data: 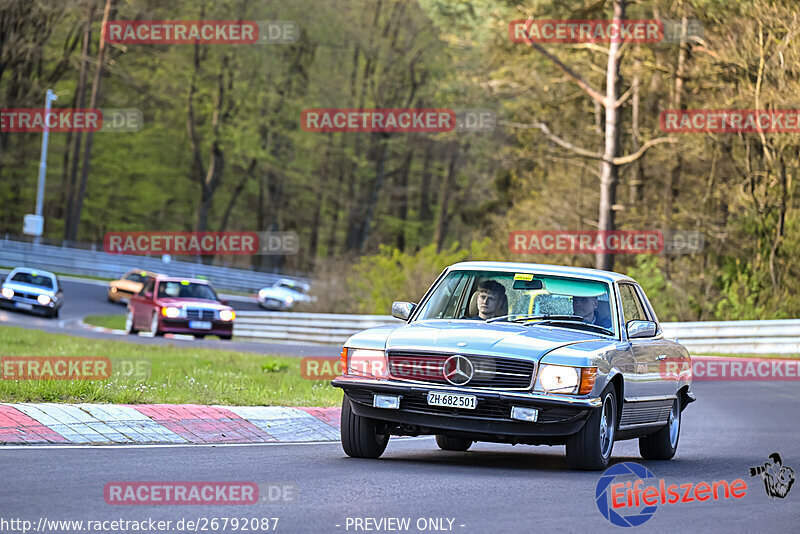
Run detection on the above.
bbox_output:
[624,395,677,403]
[617,421,667,430]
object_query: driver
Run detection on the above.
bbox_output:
[468,280,506,320]
[572,296,612,329]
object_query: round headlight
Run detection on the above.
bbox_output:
[538,365,580,393]
[219,309,235,321]
[258,289,268,298]
[1,288,13,299]
[162,306,181,318]
[37,295,51,305]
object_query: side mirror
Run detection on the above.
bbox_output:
[391,301,416,321]
[143,291,153,300]
[627,320,657,339]
[219,298,229,305]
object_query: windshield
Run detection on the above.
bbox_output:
[415,270,615,335]
[157,281,218,301]
[10,272,55,289]
[124,272,148,283]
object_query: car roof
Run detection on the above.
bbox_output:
[8,267,57,279]
[154,276,211,285]
[447,261,635,283]
[124,269,165,277]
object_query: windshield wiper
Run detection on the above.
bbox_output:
[524,319,614,336]
[486,314,585,324]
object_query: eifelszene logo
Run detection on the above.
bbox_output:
[749,453,795,499]
[595,462,748,527]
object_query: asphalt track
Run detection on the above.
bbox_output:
[2,380,799,533]
[0,278,339,357]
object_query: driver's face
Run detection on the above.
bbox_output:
[573,296,598,319]
[477,290,500,318]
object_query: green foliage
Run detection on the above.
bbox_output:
[346,238,492,314]
[625,256,682,322]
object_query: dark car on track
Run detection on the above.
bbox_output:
[125,276,235,339]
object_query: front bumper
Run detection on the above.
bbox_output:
[0,295,58,314]
[333,377,600,440]
[159,318,233,336]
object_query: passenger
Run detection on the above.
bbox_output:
[572,296,612,329]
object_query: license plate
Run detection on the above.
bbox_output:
[189,321,212,330]
[15,302,33,310]
[427,392,477,410]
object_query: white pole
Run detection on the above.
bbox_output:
[34,89,58,244]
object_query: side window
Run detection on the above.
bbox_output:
[140,278,155,296]
[619,284,647,324]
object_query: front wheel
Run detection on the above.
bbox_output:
[639,396,681,460]
[435,435,472,452]
[566,385,617,470]
[340,397,389,459]
[149,313,163,336]
[125,310,139,335]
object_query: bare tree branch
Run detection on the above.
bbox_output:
[611,137,678,165]
[520,20,606,105]
[500,120,603,160]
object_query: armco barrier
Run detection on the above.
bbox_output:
[0,238,307,292]
[233,313,800,354]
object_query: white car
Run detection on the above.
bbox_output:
[257,279,313,311]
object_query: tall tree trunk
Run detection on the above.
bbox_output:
[63,0,95,241]
[69,0,112,242]
[418,142,434,225]
[357,134,390,252]
[595,0,625,271]
[433,146,459,252]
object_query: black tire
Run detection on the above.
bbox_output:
[566,385,618,470]
[340,396,389,459]
[219,334,233,340]
[149,313,163,336]
[639,396,681,460]
[435,434,472,452]
[125,310,139,335]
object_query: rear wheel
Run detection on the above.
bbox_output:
[340,396,389,459]
[435,435,472,452]
[219,334,233,340]
[125,310,138,334]
[566,385,617,470]
[639,396,681,460]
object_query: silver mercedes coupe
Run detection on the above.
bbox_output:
[332,261,695,470]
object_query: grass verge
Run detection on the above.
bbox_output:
[0,326,341,406]
[83,314,126,330]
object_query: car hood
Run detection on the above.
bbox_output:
[2,281,56,296]
[348,319,609,362]
[154,298,230,309]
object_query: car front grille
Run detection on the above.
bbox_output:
[12,291,40,301]
[186,309,215,320]
[387,351,535,390]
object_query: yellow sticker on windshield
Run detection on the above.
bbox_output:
[514,273,533,281]
[180,280,189,285]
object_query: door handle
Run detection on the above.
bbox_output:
[656,355,667,361]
